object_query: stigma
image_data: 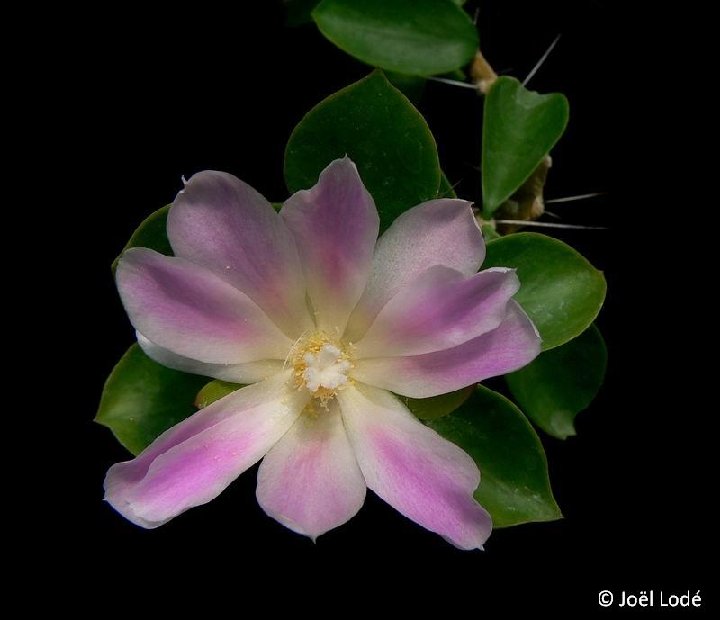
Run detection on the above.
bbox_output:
[290,332,353,402]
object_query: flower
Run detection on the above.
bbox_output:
[106,157,540,549]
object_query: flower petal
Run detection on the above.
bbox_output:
[345,199,484,341]
[256,401,366,540]
[116,248,292,364]
[168,171,313,337]
[352,301,541,398]
[338,384,491,550]
[137,332,284,384]
[105,371,309,528]
[281,158,379,334]
[354,267,519,357]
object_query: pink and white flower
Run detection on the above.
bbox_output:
[106,158,540,549]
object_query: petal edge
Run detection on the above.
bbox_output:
[338,384,491,550]
[257,402,366,539]
[346,198,484,341]
[105,371,308,528]
[352,301,541,398]
[281,158,379,333]
[168,170,313,337]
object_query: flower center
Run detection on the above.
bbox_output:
[302,344,351,392]
[290,332,353,404]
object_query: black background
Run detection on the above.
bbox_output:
[49,0,711,614]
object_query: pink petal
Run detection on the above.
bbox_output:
[168,171,313,337]
[105,371,309,528]
[338,384,491,550]
[116,248,292,364]
[352,301,541,398]
[281,158,379,333]
[137,333,284,384]
[354,266,519,358]
[345,199,484,341]
[256,401,366,540]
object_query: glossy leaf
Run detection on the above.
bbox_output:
[195,380,244,409]
[428,385,561,527]
[401,386,473,421]
[312,0,479,77]
[111,204,172,271]
[285,71,441,230]
[441,68,466,81]
[481,222,500,241]
[507,324,607,439]
[285,0,321,26]
[95,344,208,455]
[386,70,426,103]
[483,233,606,350]
[482,77,569,215]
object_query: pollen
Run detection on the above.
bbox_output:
[289,331,353,405]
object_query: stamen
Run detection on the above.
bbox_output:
[289,332,354,406]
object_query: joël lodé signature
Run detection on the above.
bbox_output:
[599,589,702,608]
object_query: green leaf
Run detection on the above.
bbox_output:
[401,386,473,421]
[285,71,441,230]
[483,233,606,350]
[481,222,500,241]
[285,0,321,26]
[385,70,426,104]
[195,380,244,409]
[112,204,172,272]
[95,345,207,456]
[482,77,569,216]
[312,0,478,77]
[437,171,457,198]
[428,385,561,527]
[507,324,607,439]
